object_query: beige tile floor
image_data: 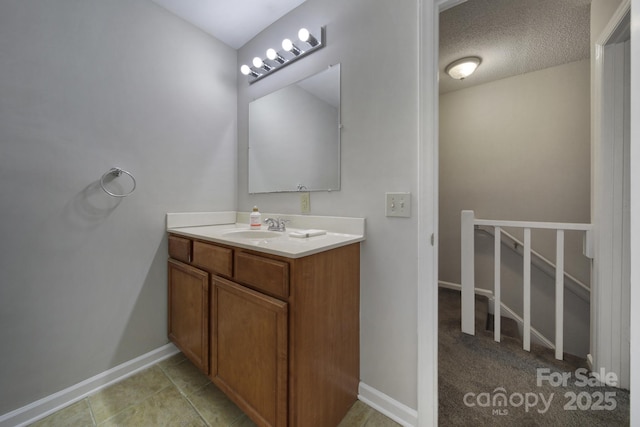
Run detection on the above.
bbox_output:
[30,352,400,427]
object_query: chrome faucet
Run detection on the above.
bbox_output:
[264,217,289,232]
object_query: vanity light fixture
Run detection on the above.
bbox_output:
[240,26,326,84]
[445,56,482,80]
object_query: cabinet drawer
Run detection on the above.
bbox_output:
[192,241,233,277]
[234,252,289,299]
[168,235,191,263]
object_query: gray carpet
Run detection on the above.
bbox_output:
[438,288,630,426]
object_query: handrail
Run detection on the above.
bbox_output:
[473,218,593,231]
[475,225,590,301]
[461,210,593,361]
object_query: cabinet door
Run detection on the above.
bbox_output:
[168,259,209,373]
[211,277,288,427]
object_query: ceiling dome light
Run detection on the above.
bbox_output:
[445,56,482,80]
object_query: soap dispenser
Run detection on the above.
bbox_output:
[250,206,261,229]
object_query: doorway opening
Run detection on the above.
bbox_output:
[428,0,631,424]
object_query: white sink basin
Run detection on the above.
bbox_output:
[222,229,284,239]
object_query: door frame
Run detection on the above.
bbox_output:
[591,0,630,389]
[631,0,640,421]
[416,0,465,425]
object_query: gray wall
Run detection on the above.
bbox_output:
[439,59,591,284]
[237,0,420,408]
[0,0,237,414]
[439,60,591,355]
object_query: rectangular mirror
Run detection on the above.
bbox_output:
[248,64,341,193]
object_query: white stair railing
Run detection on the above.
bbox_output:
[461,210,593,360]
[475,225,591,302]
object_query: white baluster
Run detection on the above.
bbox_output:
[523,228,531,351]
[494,226,501,342]
[555,230,565,360]
[461,210,475,335]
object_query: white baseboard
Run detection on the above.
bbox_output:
[0,343,180,427]
[358,382,418,427]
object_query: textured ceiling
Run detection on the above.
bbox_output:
[439,0,592,93]
[150,0,306,49]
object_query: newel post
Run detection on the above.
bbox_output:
[461,210,475,335]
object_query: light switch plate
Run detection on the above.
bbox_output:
[385,192,411,217]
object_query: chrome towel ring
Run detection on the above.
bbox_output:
[100,167,137,197]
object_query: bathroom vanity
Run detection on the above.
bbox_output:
[166,213,364,427]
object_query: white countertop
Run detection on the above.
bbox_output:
[166,212,365,259]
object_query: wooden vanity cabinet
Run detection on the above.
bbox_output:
[211,276,288,427]
[167,258,209,373]
[167,233,360,427]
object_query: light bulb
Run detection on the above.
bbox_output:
[282,38,301,56]
[252,56,272,72]
[266,49,278,60]
[298,28,319,47]
[298,28,310,42]
[240,64,260,78]
[266,48,285,64]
